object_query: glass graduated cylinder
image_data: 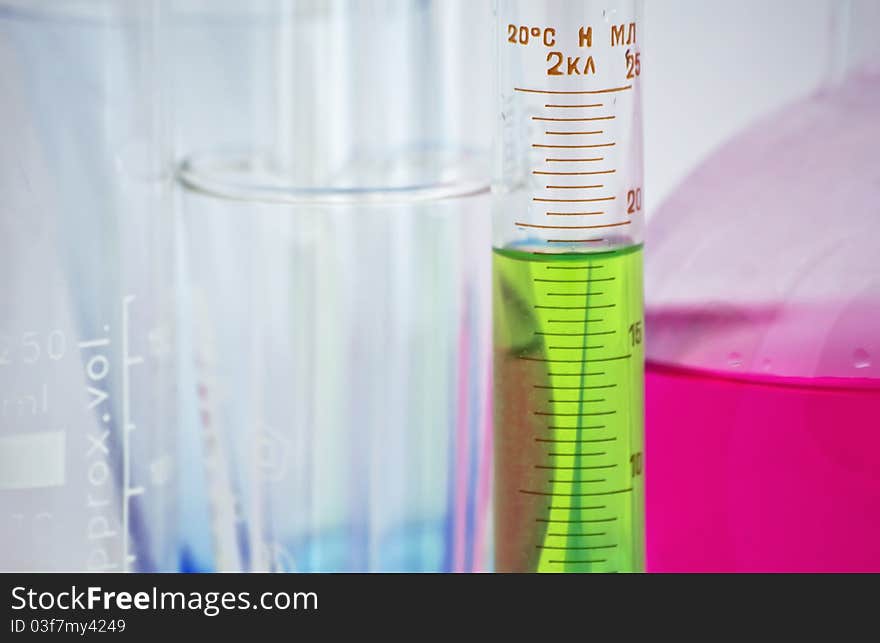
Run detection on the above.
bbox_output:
[493,245,644,572]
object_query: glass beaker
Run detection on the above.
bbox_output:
[174,0,493,572]
[645,3,880,572]
[0,1,176,571]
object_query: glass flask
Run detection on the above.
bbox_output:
[645,21,880,571]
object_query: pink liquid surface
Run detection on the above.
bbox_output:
[646,362,880,572]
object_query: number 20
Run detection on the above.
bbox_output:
[627,188,642,214]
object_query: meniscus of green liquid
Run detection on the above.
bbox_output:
[493,245,644,573]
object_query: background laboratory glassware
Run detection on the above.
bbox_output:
[493,0,644,572]
[175,0,493,572]
[0,0,176,571]
[645,2,880,571]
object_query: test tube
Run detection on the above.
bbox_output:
[493,0,644,572]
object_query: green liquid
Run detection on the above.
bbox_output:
[493,245,645,572]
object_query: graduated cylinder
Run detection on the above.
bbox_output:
[492,0,645,572]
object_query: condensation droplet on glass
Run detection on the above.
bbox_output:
[853,348,871,369]
[728,352,742,368]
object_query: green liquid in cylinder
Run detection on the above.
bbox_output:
[493,245,645,572]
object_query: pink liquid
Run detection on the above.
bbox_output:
[646,362,880,572]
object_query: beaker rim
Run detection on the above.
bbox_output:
[177,150,490,206]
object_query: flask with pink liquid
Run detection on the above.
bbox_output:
[645,40,880,572]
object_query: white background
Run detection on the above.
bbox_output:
[642,0,879,211]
